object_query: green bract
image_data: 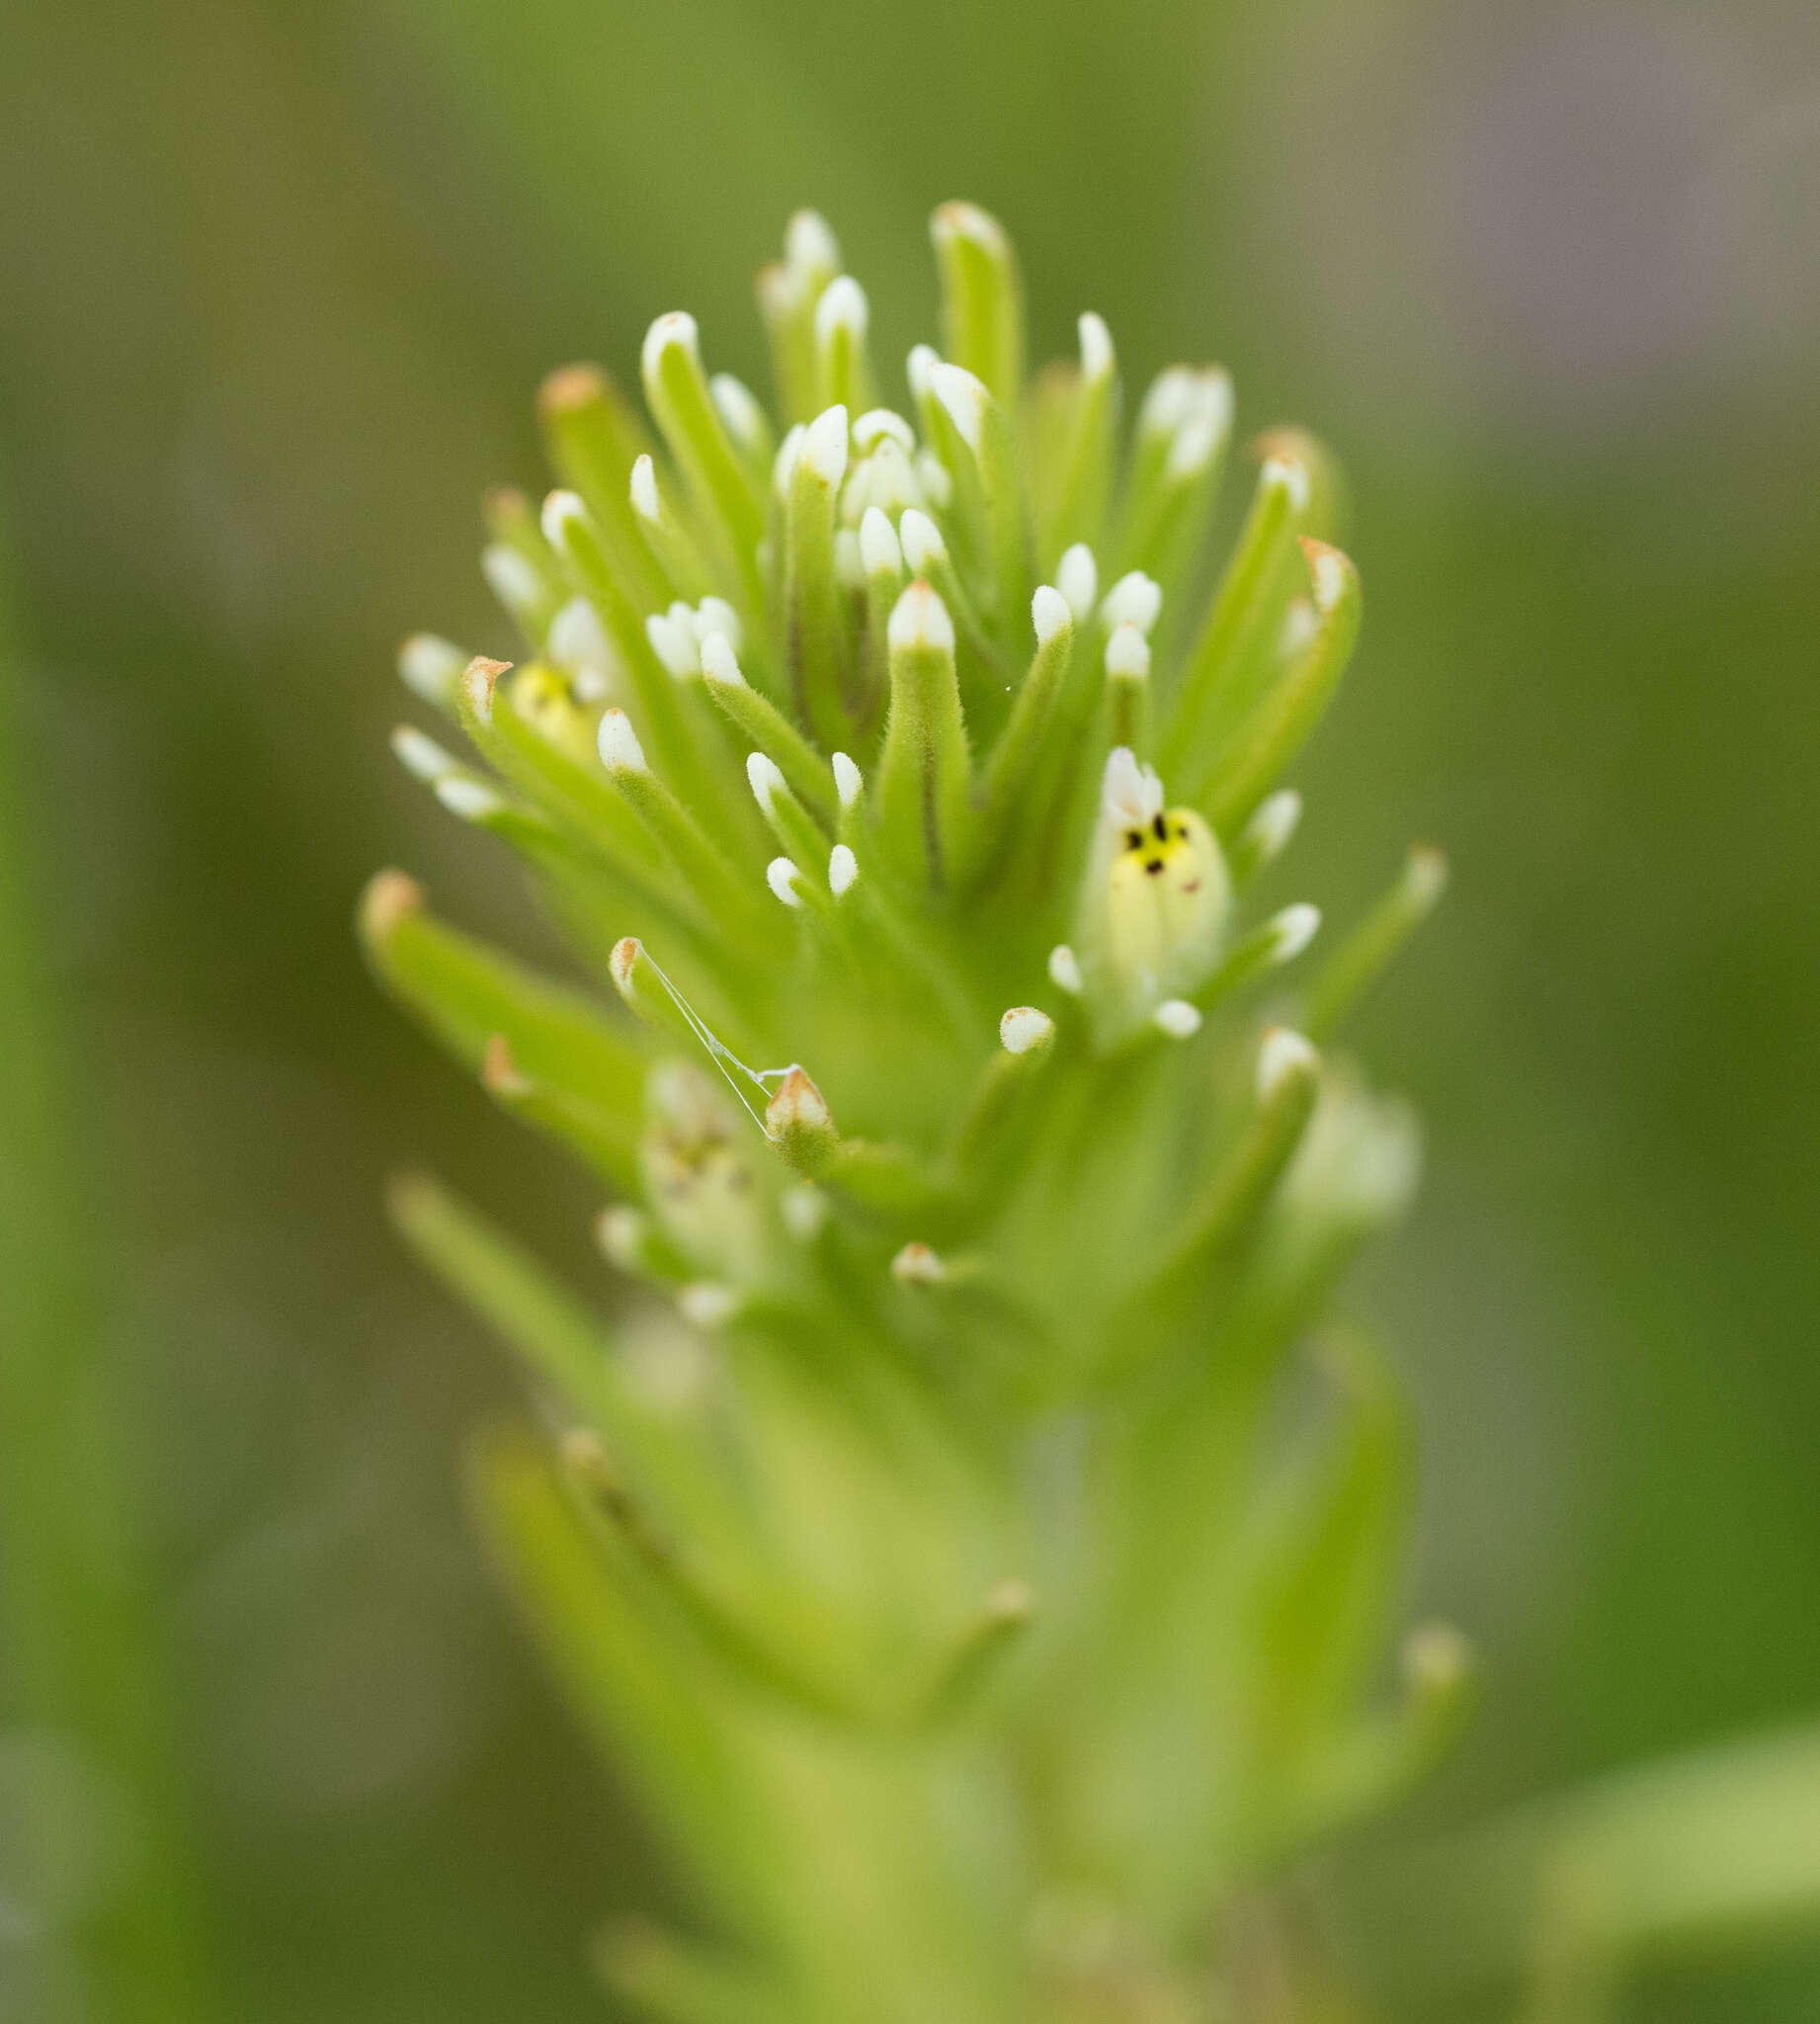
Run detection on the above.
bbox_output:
[364,203,1457,2022]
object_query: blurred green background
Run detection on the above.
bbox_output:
[3,0,1818,2017]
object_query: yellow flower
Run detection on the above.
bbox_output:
[1074,747,1230,1043]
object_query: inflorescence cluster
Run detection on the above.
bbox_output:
[363,202,1462,2023]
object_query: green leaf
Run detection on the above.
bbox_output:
[1247,1328,1417,1775]
[873,582,973,892]
[470,1426,779,1935]
[1302,844,1448,1042]
[359,870,646,1132]
[0,486,219,2024]
[538,361,670,615]
[1197,539,1364,835]
[931,202,1025,413]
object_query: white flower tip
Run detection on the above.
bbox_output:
[928,360,989,451]
[678,1282,739,1330]
[773,421,805,496]
[433,773,498,821]
[1257,1026,1320,1099]
[1153,999,1202,1040]
[1101,746,1164,826]
[1138,365,1199,437]
[1403,1622,1473,1694]
[644,612,701,681]
[596,1205,645,1271]
[1263,455,1312,515]
[710,373,766,447]
[815,274,869,343]
[699,632,744,688]
[854,408,915,453]
[548,597,611,678]
[890,1240,947,1286]
[597,708,648,773]
[932,200,1008,259]
[915,450,953,508]
[539,488,589,550]
[828,843,858,897]
[1279,598,1321,662]
[1104,623,1151,683]
[397,633,463,703]
[1407,844,1449,906]
[780,1182,828,1241]
[832,751,863,809]
[1244,789,1303,861]
[898,506,946,574]
[999,1005,1054,1056]
[433,776,501,822]
[1269,902,1322,963]
[1195,367,1234,432]
[766,856,805,908]
[1101,569,1163,637]
[1056,544,1098,625]
[802,403,850,486]
[786,209,840,276]
[756,263,797,319]
[1159,370,1233,480]
[1306,541,1350,614]
[1166,412,1221,479]
[1078,311,1114,381]
[481,543,541,614]
[858,505,903,578]
[745,750,786,816]
[906,343,939,402]
[693,597,742,651]
[888,579,955,656]
[642,309,701,380]
[390,724,454,784]
[628,455,660,522]
[1046,944,1083,996]
[1032,584,1071,646]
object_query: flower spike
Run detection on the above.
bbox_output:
[370,201,1454,2024]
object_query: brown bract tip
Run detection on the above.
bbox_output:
[756,261,795,314]
[610,937,642,992]
[984,1577,1034,1621]
[1251,424,1316,466]
[480,1032,531,1097]
[461,656,511,723]
[932,200,1005,250]
[1403,1622,1473,1693]
[765,1064,833,1138]
[559,1425,611,1482]
[359,869,423,943]
[1296,537,1352,613]
[890,1240,946,1286]
[538,362,610,415]
[382,1167,443,1235]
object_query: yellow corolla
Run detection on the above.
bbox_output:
[1075,747,1230,1043]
